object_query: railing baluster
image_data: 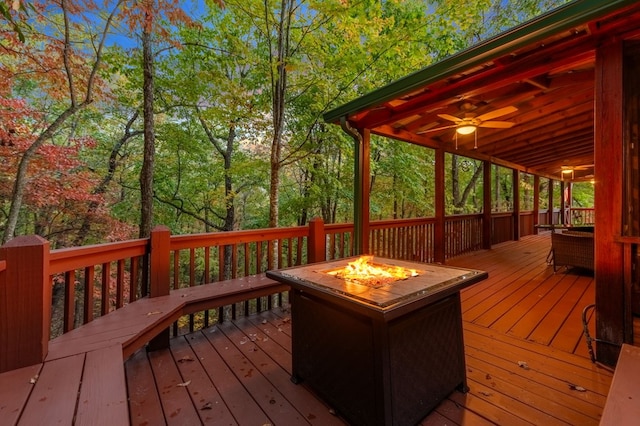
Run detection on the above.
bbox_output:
[116,259,124,309]
[84,266,95,324]
[101,262,110,316]
[64,270,75,333]
[129,257,139,303]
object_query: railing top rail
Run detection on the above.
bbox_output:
[445,213,484,220]
[169,225,309,250]
[369,217,436,228]
[324,223,354,232]
[50,239,148,274]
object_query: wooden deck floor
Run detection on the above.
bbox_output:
[125,233,614,425]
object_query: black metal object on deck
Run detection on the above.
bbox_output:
[268,257,487,426]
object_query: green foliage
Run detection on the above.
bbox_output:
[0,0,573,245]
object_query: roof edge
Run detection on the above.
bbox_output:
[323,0,636,124]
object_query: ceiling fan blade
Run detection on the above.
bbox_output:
[437,113,463,123]
[416,124,458,134]
[479,121,515,129]
[476,106,517,122]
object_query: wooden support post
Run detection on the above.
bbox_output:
[0,236,51,373]
[307,218,326,263]
[360,128,371,255]
[513,168,520,241]
[595,39,625,366]
[148,225,171,351]
[483,160,492,249]
[548,178,555,225]
[435,148,446,263]
[533,175,540,234]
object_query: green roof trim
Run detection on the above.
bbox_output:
[323,0,637,124]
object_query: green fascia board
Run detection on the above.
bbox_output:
[323,0,637,124]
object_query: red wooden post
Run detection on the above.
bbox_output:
[595,39,625,366]
[361,128,371,254]
[482,159,492,249]
[434,147,446,263]
[512,168,520,241]
[548,178,554,225]
[0,236,51,373]
[308,218,326,263]
[533,175,540,234]
[148,225,171,351]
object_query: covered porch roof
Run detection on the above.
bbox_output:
[324,0,640,181]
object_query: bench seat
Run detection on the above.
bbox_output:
[600,344,640,425]
[0,274,287,425]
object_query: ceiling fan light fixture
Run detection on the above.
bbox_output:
[561,168,573,174]
[456,124,477,135]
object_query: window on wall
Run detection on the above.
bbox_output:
[491,165,513,212]
[519,172,534,211]
[444,153,483,215]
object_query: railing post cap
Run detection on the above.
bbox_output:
[152,225,171,232]
[2,235,48,248]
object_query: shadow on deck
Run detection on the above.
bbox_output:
[126,233,613,425]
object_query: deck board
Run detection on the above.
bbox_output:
[126,233,615,425]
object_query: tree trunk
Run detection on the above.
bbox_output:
[268,0,293,230]
[139,18,155,239]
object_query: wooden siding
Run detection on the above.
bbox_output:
[126,233,614,425]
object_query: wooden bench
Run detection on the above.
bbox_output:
[0,274,288,425]
[600,344,640,425]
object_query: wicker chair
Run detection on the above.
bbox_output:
[551,231,594,272]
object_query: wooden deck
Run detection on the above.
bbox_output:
[126,233,615,425]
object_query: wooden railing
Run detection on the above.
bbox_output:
[492,212,514,244]
[371,218,437,262]
[1,212,536,372]
[570,207,595,225]
[49,239,148,335]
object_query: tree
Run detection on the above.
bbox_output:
[1,0,121,243]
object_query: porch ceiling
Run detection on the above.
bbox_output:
[324,0,640,181]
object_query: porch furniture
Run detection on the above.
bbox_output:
[551,231,594,272]
[268,258,488,426]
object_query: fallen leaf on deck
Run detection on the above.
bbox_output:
[29,374,39,384]
[200,402,213,410]
[568,384,587,392]
[176,380,191,387]
[517,361,530,370]
[485,374,492,380]
[146,311,161,316]
[479,391,493,397]
[261,319,268,324]
[177,355,194,363]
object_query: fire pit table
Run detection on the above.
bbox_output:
[267,256,487,426]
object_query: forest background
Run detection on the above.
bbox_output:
[1,0,591,250]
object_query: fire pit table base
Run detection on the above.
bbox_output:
[290,289,466,426]
[267,257,487,426]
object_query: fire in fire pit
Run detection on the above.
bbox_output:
[325,255,420,288]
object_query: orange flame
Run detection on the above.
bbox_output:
[328,256,418,288]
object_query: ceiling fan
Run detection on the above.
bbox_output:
[416,105,518,148]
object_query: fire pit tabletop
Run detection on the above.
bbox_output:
[268,256,486,310]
